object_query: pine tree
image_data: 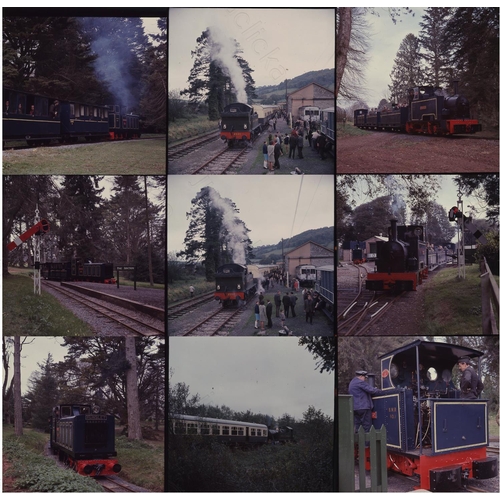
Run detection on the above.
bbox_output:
[419,8,452,88]
[388,33,423,104]
[181,28,256,115]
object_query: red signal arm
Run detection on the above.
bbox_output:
[7,219,50,251]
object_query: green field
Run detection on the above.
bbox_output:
[423,264,485,336]
[168,115,218,144]
[3,135,166,174]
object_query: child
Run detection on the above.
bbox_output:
[279,308,293,336]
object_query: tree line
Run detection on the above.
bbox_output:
[3,16,166,133]
[3,176,166,284]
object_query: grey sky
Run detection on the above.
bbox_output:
[169,337,334,420]
[167,175,334,256]
[340,7,425,108]
[169,8,335,92]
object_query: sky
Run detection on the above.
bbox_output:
[167,175,334,256]
[168,8,335,92]
[340,7,426,108]
[169,337,334,420]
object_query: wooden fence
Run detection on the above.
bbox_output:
[338,395,388,492]
[480,257,499,335]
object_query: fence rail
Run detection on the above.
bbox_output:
[480,257,499,335]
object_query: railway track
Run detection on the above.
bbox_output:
[167,292,215,320]
[181,306,244,336]
[189,146,250,174]
[44,281,164,336]
[95,475,149,493]
[168,130,220,162]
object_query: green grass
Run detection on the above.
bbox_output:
[336,122,372,138]
[3,426,164,492]
[115,434,164,491]
[3,427,104,492]
[168,276,213,303]
[422,264,483,336]
[3,273,94,336]
[3,135,166,174]
[168,115,218,144]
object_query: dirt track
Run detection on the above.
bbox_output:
[337,131,499,173]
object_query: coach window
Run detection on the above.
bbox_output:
[222,425,230,436]
[174,421,186,435]
[263,429,267,437]
[70,104,75,119]
[201,423,210,435]
[237,426,244,436]
[250,428,256,436]
[187,422,198,435]
[257,429,262,437]
[211,424,220,435]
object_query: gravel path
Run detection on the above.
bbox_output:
[337,131,499,173]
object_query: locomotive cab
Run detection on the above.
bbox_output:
[371,340,497,491]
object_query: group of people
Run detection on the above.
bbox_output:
[4,99,59,118]
[253,286,325,336]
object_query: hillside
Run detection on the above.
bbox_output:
[252,226,334,262]
[256,69,335,101]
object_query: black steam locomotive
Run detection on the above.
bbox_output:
[370,340,497,491]
[354,83,481,136]
[41,258,115,284]
[3,87,140,146]
[220,102,277,147]
[50,403,121,477]
[214,263,257,307]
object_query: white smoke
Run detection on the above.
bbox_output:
[203,187,249,265]
[208,25,247,103]
[385,175,406,222]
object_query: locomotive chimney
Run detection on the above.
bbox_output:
[453,80,459,95]
[390,218,398,242]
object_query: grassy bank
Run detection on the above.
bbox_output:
[3,273,94,336]
[422,264,483,336]
[168,115,218,144]
[3,426,164,492]
[3,427,103,492]
[3,135,166,174]
[167,276,213,303]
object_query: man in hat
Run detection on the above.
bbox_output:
[348,370,384,433]
[458,356,481,399]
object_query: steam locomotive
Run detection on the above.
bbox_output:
[214,263,257,307]
[50,403,121,477]
[366,219,447,292]
[354,83,481,136]
[3,87,140,146]
[220,102,277,147]
[370,340,497,491]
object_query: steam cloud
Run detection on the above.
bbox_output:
[199,187,249,265]
[209,26,247,103]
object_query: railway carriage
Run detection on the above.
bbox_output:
[50,403,121,477]
[170,414,269,445]
[42,258,115,283]
[370,340,497,491]
[3,87,141,146]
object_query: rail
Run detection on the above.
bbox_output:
[338,395,387,492]
[480,257,499,335]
